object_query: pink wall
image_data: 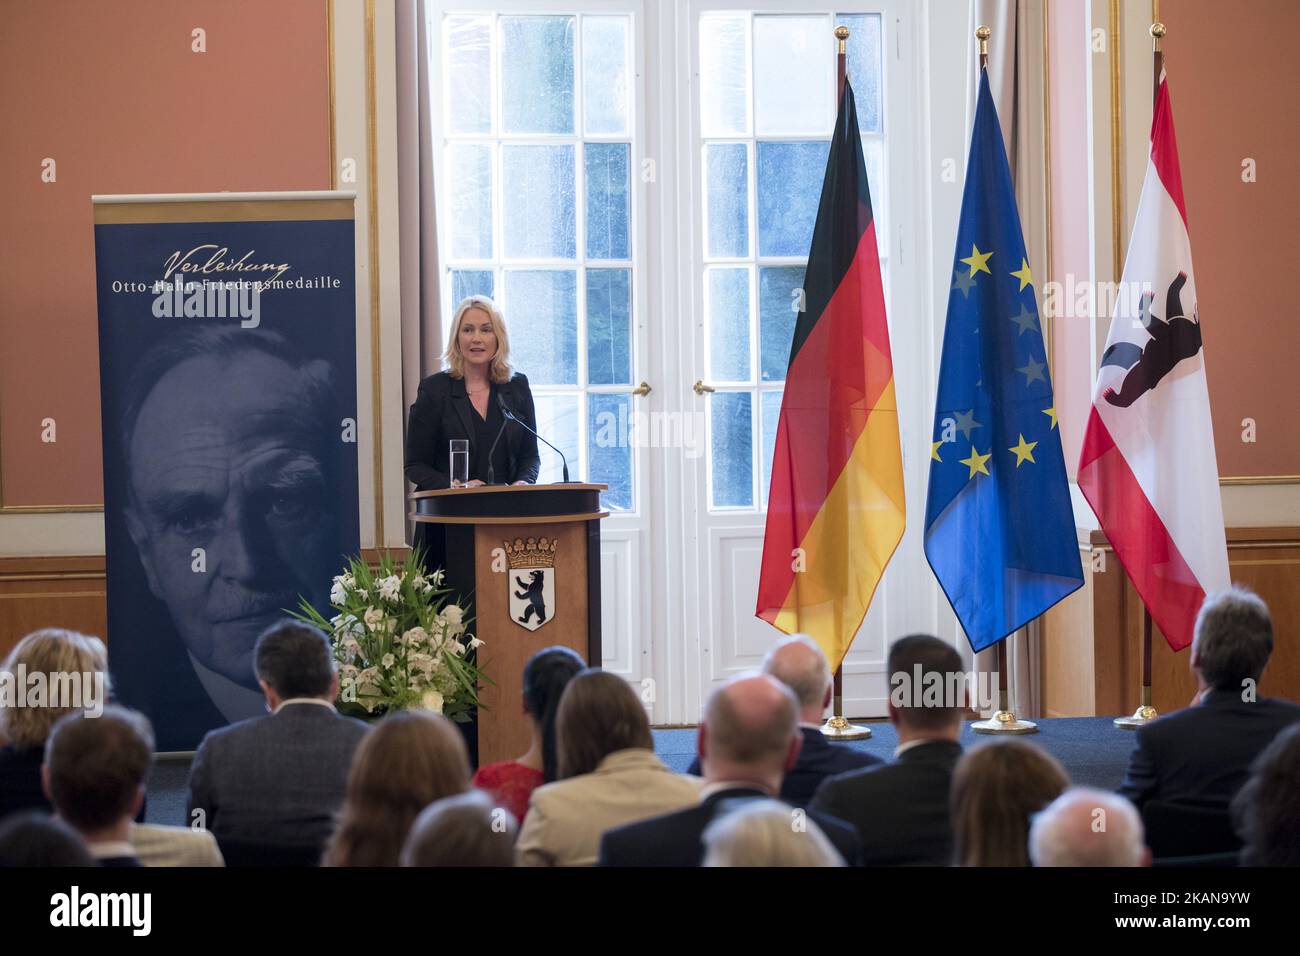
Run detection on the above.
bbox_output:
[0,0,331,507]
[1163,0,1300,478]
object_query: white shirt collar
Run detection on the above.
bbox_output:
[273,697,337,715]
[87,841,136,860]
[188,652,266,723]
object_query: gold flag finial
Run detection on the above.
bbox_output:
[976,25,990,67]
[835,24,849,54]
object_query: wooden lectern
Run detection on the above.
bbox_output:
[409,484,608,767]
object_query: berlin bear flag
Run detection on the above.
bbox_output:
[756,81,905,672]
[1078,69,1229,650]
[924,70,1082,653]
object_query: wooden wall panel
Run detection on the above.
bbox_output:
[0,557,107,661]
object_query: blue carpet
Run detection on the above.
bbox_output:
[146,716,1136,826]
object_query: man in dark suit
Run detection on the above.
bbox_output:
[1119,587,1300,811]
[43,706,154,867]
[597,673,863,866]
[811,634,965,865]
[188,621,369,860]
[686,635,881,805]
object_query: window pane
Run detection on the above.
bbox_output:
[587,269,632,385]
[711,391,753,509]
[836,14,882,133]
[583,16,629,135]
[589,393,632,510]
[447,145,493,260]
[502,145,576,259]
[863,136,886,251]
[449,270,495,311]
[585,143,630,261]
[754,15,832,136]
[758,266,803,382]
[760,389,783,509]
[503,270,578,385]
[705,143,749,259]
[445,16,492,135]
[533,393,581,484]
[756,141,829,257]
[699,16,748,136]
[501,16,574,134]
[707,267,751,382]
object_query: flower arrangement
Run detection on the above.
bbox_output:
[293,550,486,721]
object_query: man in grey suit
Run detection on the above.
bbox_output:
[187,620,368,863]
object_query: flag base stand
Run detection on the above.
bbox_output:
[972,710,1038,735]
[820,714,872,740]
[1115,683,1158,729]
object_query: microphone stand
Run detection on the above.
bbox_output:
[499,394,570,483]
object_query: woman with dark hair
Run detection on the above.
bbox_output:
[950,739,1070,867]
[472,646,585,821]
[1233,722,1300,866]
[323,710,471,867]
[516,669,702,866]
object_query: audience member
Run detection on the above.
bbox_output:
[324,709,470,866]
[187,620,369,861]
[516,669,702,866]
[811,634,965,865]
[701,798,845,867]
[43,707,153,866]
[0,811,94,867]
[951,739,1069,866]
[401,790,517,867]
[0,628,110,819]
[687,634,881,805]
[1029,787,1150,867]
[598,673,861,866]
[1118,587,1300,811]
[1233,722,1300,866]
[473,646,584,822]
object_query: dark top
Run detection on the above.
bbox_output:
[404,370,541,490]
[811,738,964,866]
[1118,690,1300,811]
[597,787,864,867]
[0,744,50,820]
[685,726,883,808]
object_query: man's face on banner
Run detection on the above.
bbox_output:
[124,349,339,688]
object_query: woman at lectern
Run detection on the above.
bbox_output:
[404,295,540,567]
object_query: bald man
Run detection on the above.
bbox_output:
[1029,788,1151,867]
[685,635,882,805]
[597,673,863,866]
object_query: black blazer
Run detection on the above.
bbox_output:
[685,727,884,808]
[811,738,963,866]
[404,370,541,489]
[1118,690,1300,811]
[596,787,864,867]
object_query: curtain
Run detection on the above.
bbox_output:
[395,0,443,544]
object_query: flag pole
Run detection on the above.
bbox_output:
[821,23,872,743]
[1114,21,1166,730]
[958,24,1038,737]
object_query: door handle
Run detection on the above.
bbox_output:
[631,381,651,396]
[693,380,716,395]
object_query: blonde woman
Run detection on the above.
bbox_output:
[403,295,540,569]
[0,628,110,818]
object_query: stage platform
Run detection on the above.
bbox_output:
[143,716,1136,825]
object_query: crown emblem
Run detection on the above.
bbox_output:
[503,536,557,569]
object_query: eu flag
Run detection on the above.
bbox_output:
[923,71,1083,652]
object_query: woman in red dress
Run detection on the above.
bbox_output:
[472,646,585,821]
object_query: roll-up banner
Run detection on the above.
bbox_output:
[92,192,360,751]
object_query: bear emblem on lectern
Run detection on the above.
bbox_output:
[505,536,557,631]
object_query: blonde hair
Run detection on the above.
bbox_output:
[444,295,512,384]
[702,799,844,867]
[0,629,110,749]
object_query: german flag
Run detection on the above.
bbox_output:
[755,81,905,671]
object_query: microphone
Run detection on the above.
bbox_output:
[485,396,510,485]
[498,393,570,483]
